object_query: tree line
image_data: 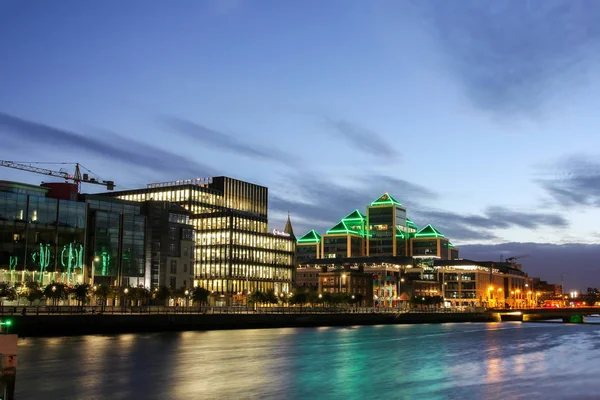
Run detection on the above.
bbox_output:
[249,289,365,307]
[0,282,210,308]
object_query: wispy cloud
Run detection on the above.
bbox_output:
[271,173,436,235]
[414,0,600,114]
[460,242,600,289]
[163,116,298,166]
[537,155,600,206]
[412,206,568,242]
[323,118,400,160]
[0,111,214,179]
[271,172,567,242]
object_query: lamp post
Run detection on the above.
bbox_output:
[185,289,189,307]
[90,256,100,286]
[123,287,129,308]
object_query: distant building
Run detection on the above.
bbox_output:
[318,267,373,306]
[102,176,296,306]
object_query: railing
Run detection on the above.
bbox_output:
[0,305,487,315]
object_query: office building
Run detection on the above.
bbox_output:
[82,194,147,287]
[141,201,195,290]
[296,192,459,262]
[103,176,296,305]
[0,181,86,285]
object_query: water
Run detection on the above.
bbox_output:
[15,321,600,400]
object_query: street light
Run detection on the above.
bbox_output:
[90,256,100,286]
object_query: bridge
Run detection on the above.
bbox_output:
[495,307,600,323]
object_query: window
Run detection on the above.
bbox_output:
[183,263,188,273]
[170,276,177,288]
[168,227,178,240]
[170,260,177,274]
[184,247,188,257]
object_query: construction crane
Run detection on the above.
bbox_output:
[505,254,529,266]
[0,161,115,192]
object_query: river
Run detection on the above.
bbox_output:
[15,321,600,399]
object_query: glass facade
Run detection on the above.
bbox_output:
[85,197,146,286]
[323,236,348,259]
[0,183,86,285]
[368,207,394,256]
[105,176,295,301]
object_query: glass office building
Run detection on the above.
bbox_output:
[103,176,296,304]
[0,181,86,285]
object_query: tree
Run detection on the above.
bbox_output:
[191,287,210,306]
[249,291,266,307]
[351,293,364,307]
[71,283,91,307]
[264,289,278,306]
[307,291,320,306]
[44,282,68,306]
[290,291,308,310]
[94,284,116,311]
[130,287,151,306]
[0,283,17,302]
[154,286,171,306]
[22,281,44,305]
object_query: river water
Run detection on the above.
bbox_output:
[15,321,600,399]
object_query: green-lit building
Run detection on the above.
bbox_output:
[296,192,459,261]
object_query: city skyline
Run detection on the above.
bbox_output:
[1,0,600,289]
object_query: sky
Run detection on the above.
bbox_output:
[2,0,600,290]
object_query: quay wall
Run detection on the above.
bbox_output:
[7,312,497,337]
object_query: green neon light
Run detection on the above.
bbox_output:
[406,218,418,231]
[342,209,366,221]
[61,243,83,280]
[101,251,110,275]
[370,193,402,207]
[414,224,445,238]
[9,256,17,271]
[395,227,406,239]
[297,230,322,243]
[0,320,12,326]
[448,242,455,248]
[32,244,51,281]
[326,220,363,236]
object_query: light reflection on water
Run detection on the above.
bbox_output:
[15,322,600,399]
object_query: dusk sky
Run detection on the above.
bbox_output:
[2,0,600,289]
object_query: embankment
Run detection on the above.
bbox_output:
[6,312,497,337]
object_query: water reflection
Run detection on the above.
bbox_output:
[15,323,600,399]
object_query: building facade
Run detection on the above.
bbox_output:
[142,201,195,290]
[82,195,147,288]
[103,176,296,305]
[0,181,86,285]
[318,267,373,306]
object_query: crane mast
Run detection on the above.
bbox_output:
[0,160,115,191]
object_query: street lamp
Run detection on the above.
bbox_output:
[90,256,100,286]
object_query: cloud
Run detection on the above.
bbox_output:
[460,242,600,290]
[414,0,600,113]
[411,206,568,242]
[537,156,600,206]
[323,118,400,160]
[0,111,214,179]
[163,116,298,166]
[270,173,436,235]
[271,173,567,242]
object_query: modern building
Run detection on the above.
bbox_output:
[0,181,86,285]
[296,192,460,262]
[102,176,296,305]
[82,194,147,288]
[141,201,195,290]
[295,192,460,307]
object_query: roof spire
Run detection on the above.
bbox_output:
[284,212,295,239]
